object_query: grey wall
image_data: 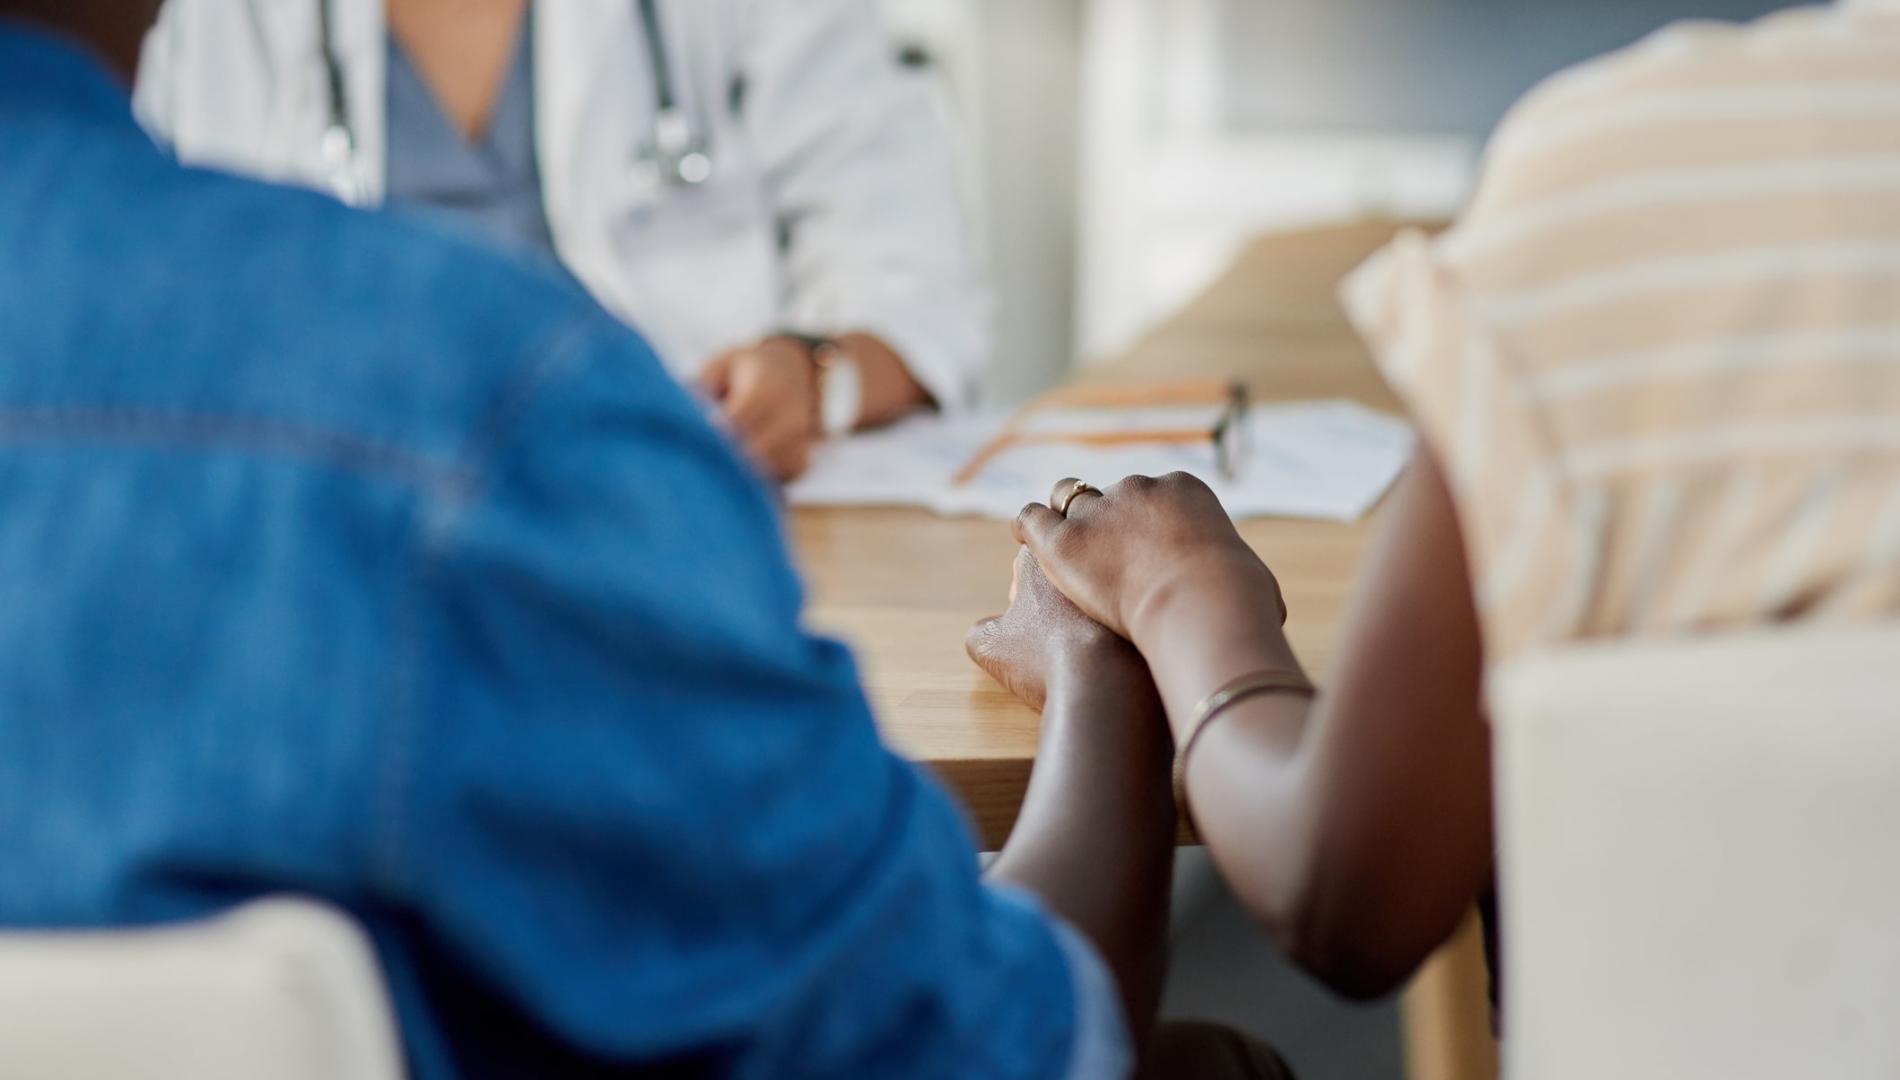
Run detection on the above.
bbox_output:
[973,0,1087,404]
[1218,0,1800,136]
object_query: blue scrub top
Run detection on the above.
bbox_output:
[383,19,559,265]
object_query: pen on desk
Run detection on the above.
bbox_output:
[951,429,1224,486]
[951,381,1252,485]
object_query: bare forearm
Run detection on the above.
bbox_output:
[1133,581,1451,994]
[1123,455,1495,996]
[1001,454,1495,999]
[988,663,1176,1035]
[1171,660,1488,998]
[1133,572,1305,735]
[1128,582,1338,955]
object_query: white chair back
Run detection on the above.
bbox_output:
[1489,622,1900,1080]
[0,897,405,1080]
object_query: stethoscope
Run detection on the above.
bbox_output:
[316,0,714,207]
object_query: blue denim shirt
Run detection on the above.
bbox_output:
[0,27,1125,1079]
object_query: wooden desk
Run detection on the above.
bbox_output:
[792,220,1497,1080]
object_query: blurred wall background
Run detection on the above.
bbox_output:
[1079,0,1795,369]
[881,0,1793,403]
[1217,0,1795,134]
[880,0,1084,405]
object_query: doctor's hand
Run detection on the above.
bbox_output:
[699,338,821,482]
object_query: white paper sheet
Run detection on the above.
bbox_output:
[788,399,1414,523]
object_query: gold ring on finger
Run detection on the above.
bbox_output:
[1054,480,1101,517]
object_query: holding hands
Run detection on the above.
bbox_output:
[1010,473,1284,637]
[971,472,1294,721]
[966,547,1142,715]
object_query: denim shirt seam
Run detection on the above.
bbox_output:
[448,315,614,506]
[368,312,622,892]
[0,406,460,494]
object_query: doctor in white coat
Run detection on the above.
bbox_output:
[135,0,989,480]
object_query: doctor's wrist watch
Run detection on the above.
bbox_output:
[782,332,863,438]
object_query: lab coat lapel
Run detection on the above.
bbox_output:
[328,0,389,205]
[533,1,655,295]
[249,0,388,204]
[203,0,323,183]
[235,0,306,169]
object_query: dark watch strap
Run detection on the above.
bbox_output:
[773,331,833,358]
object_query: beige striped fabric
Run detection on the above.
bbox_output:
[1343,0,1900,662]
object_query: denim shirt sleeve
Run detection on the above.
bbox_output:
[391,315,1119,1077]
[992,886,1135,1080]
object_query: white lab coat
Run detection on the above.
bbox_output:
[134,0,989,408]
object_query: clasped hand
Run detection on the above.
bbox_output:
[969,472,1287,712]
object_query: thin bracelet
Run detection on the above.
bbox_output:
[1173,669,1317,824]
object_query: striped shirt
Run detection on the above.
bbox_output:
[1344,0,1900,663]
